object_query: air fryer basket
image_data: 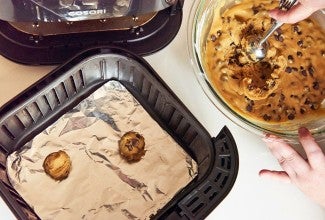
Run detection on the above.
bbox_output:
[0,47,239,220]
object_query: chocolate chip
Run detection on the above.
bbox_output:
[293,25,299,33]
[311,103,319,110]
[290,95,298,99]
[217,30,222,36]
[304,98,311,105]
[313,81,319,90]
[300,69,307,76]
[131,138,139,146]
[287,113,295,120]
[292,67,298,72]
[126,144,133,151]
[296,51,303,57]
[287,55,294,63]
[300,108,306,114]
[263,114,272,121]
[285,67,292,73]
[210,34,217,42]
[246,104,253,112]
[297,40,303,47]
[274,64,280,69]
[231,75,239,79]
[269,93,276,97]
[252,6,259,14]
[293,25,303,35]
[321,50,325,57]
[274,34,284,42]
[308,65,315,77]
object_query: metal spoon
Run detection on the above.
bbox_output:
[249,0,297,60]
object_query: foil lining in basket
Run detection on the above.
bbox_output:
[7,81,198,220]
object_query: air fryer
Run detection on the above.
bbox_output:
[0,0,183,64]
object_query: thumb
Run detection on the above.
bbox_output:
[259,169,291,183]
[269,3,315,24]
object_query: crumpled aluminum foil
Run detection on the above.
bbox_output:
[7,81,198,220]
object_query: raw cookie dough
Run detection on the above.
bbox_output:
[43,150,71,181]
[204,0,325,123]
[119,131,146,162]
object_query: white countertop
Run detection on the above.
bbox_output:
[0,1,324,219]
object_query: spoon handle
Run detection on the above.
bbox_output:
[259,21,283,46]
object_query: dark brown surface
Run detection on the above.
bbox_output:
[9,12,157,36]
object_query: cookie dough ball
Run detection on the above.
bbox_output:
[43,150,71,181]
[119,131,146,162]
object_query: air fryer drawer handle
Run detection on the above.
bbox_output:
[168,126,239,220]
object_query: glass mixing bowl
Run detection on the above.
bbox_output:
[188,0,325,143]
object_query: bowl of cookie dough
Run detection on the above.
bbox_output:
[188,0,325,143]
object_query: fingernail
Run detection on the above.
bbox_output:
[298,127,310,138]
[262,134,287,145]
[263,133,276,142]
[262,133,271,143]
[258,169,266,176]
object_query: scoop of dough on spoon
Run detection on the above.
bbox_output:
[248,0,297,60]
[247,36,269,61]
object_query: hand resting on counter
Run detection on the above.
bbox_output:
[260,127,325,208]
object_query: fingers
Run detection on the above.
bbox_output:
[259,169,291,183]
[263,134,310,178]
[299,127,325,169]
[269,3,315,24]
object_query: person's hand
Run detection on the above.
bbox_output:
[269,0,325,23]
[259,127,325,207]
